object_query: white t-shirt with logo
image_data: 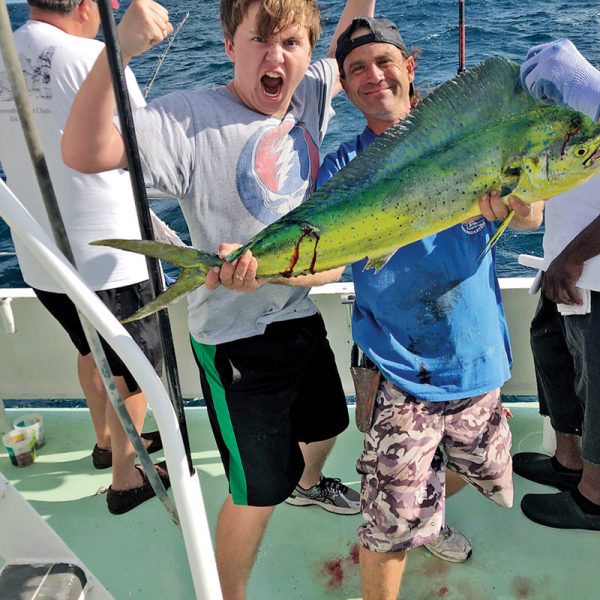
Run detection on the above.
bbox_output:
[0,20,148,292]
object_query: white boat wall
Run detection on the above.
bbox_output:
[0,278,540,407]
[0,280,539,593]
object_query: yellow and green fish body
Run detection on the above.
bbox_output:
[95,57,600,322]
[240,60,600,275]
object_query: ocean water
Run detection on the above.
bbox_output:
[2,0,600,286]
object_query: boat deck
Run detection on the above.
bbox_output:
[0,404,597,599]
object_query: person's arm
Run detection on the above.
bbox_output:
[542,215,600,306]
[268,268,345,288]
[62,0,172,173]
[325,1,376,96]
[478,191,544,231]
[326,1,376,58]
[204,243,344,293]
[520,39,600,124]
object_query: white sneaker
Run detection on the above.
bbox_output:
[423,525,472,563]
[285,476,360,515]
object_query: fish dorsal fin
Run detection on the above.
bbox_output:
[373,57,534,167]
[310,57,538,204]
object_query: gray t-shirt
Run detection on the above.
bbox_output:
[136,59,337,344]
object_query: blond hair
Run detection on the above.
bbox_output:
[220,0,321,50]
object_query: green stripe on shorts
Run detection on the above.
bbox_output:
[190,337,248,504]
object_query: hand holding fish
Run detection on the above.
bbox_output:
[521,39,600,123]
[478,192,543,231]
[205,243,267,293]
[118,0,173,61]
[204,242,344,293]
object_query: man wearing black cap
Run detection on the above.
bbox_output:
[318,17,544,599]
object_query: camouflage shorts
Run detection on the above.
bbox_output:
[356,380,513,553]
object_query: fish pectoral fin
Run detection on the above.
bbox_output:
[499,165,521,197]
[92,238,218,269]
[121,266,207,323]
[364,251,397,273]
[477,210,516,261]
[518,155,549,191]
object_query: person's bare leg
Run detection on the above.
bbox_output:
[555,432,584,470]
[580,462,600,505]
[106,377,148,491]
[360,546,406,600]
[215,495,275,600]
[297,437,336,489]
[445,468,467,497]
[77,353,111,449]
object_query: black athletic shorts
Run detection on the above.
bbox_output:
[34,281,163,393]
[191,313,349,507]
[530,290,600,464]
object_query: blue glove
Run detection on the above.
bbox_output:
[520,39,600,122]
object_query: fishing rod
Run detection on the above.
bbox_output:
[458,0,466,74]
[0,0,176,520]
[96,0,193,473]
[144,11,190,100]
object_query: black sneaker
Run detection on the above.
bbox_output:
[92,431,163,470]
[106,463,170,515]
[285,476,360,515]
[521,490,600,531]
[92,445,113,470]
[512,452,582,491]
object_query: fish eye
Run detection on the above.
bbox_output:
[574,146,588,157]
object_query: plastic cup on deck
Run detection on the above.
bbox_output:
[2,429,37,467]
[13,414,45,449]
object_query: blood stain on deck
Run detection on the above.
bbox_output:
[513,576,534,598]
[320,542,361,588]
[322,558,344,587]
[348,543,360,564]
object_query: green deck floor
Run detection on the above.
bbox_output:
[1,405,598,599]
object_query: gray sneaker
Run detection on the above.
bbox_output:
[423,525,472,563]
[285,476,360,515]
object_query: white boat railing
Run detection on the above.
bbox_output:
[0,179,222,600]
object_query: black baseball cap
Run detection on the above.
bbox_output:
[335,17,414,95]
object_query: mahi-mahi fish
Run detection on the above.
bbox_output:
[94,57,600,322]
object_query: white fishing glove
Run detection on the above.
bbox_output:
[520,39,600,123]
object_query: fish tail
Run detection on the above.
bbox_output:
[91,238,222,321]
[121,264,212,322]
[92,238,221,270]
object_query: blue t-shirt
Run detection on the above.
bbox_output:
[317,127,512,401]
